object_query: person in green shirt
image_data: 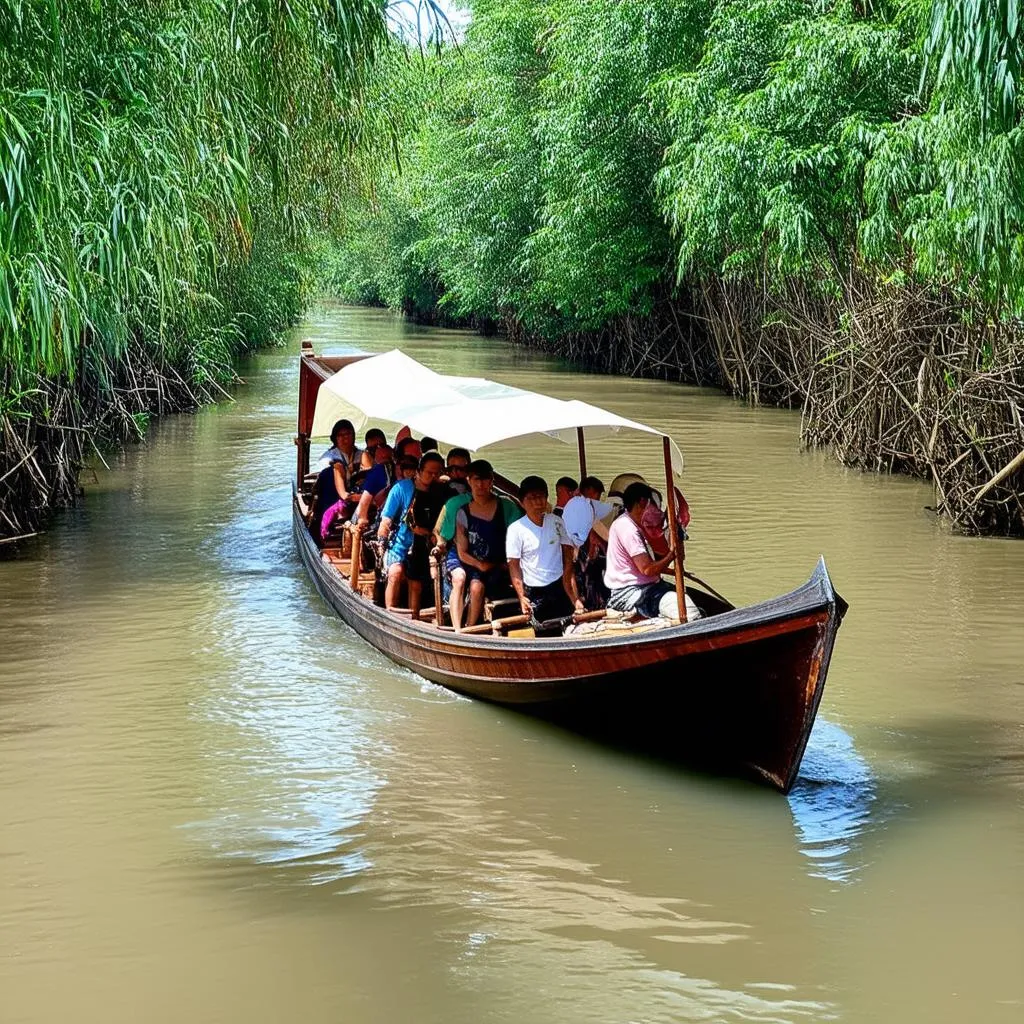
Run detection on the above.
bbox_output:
[433,462,521,627]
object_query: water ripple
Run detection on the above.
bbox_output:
[788,718,877,883]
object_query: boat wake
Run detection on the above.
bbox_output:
[787,718,876,884]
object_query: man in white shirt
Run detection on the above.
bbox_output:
[506,475,583,624]
[562,476,614,609]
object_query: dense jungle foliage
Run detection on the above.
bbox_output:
[329,0,1023,534]
[0,0,450,541]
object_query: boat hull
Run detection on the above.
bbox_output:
[292,497,846,793]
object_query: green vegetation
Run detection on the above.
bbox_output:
[332,0,1023,535]
[0,0,431,541]
[2,1,1018,537]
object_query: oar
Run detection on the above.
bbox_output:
[683,569,731,607]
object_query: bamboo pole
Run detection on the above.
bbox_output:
[662,435,687,623]
[350,524,362,590]
[577,427,587,479]
[430,549,444,625]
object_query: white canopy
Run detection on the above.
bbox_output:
[310,349,683,475]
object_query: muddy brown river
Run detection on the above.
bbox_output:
[1,304,1021,1023]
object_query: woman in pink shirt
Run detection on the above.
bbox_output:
[604,482,699,621]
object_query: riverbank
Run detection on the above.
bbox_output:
[1,347,229,548]
[0,1,395,547]
[0,240,313,548]
[324,1,1023,537]
[496,283,1024,537]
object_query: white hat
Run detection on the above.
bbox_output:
[561,495,614,548]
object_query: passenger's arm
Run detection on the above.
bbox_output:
[508,559,531,616]
[561,544,584,613]
[355,490,374,527]
[332,461,349,500]
[434,505,448,543]
[455,520,490,572]
[378,484,405,541]
[631,548,674,577]
[431,518,447,559]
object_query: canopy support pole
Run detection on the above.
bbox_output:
[430,551,444,625]
[577,427,587,480]
[662,435,687,623]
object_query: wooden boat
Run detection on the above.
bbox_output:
[293,344,848,793]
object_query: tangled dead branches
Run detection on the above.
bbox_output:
[506,276,1023,536]
[504,290,721,388]
[0,338,234,548]
[698,276,1023,536]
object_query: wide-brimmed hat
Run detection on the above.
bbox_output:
[607,472,647,501]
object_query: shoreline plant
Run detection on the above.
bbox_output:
[328,0,1023,535]
[0,0,451,545]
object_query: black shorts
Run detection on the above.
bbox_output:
[403,536,431,583]
[524,579,573,624]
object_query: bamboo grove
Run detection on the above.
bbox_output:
[0,0,430,543]
[329,0,1024,535]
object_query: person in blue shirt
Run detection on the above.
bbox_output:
[377,451,449,617]
[349,443,394,528]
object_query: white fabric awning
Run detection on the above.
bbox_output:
[310,349,683,474]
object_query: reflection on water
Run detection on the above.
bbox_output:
[1,304,1022,1024]
[789,719,877,884]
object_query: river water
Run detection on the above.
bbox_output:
[1,304,1021,1023]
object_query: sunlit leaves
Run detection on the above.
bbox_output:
[656,1,920,284]
[0,0,391,385]
[336,0,1024,336]
[927,0,1023,132]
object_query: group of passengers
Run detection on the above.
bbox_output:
[313,420,698,629]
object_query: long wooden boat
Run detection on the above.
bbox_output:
[292,345,848,793]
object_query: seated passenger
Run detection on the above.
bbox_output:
[562,476,613,609]
[317,419,361,473]
[604,482,700,621]
[394,436,422,464]
[553,476,578,516]
[561,476,612,549]
[506,476,583,625]
[396,454,418,481]
[444,447,471,495]
[382,439,421,497]
[377,452,450,618]
[313,454,351,543]
[420,436,439,454]
[434,480,521,550]
[351,443,395,527]
[359,427,388,471]
[446,460,511,630]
